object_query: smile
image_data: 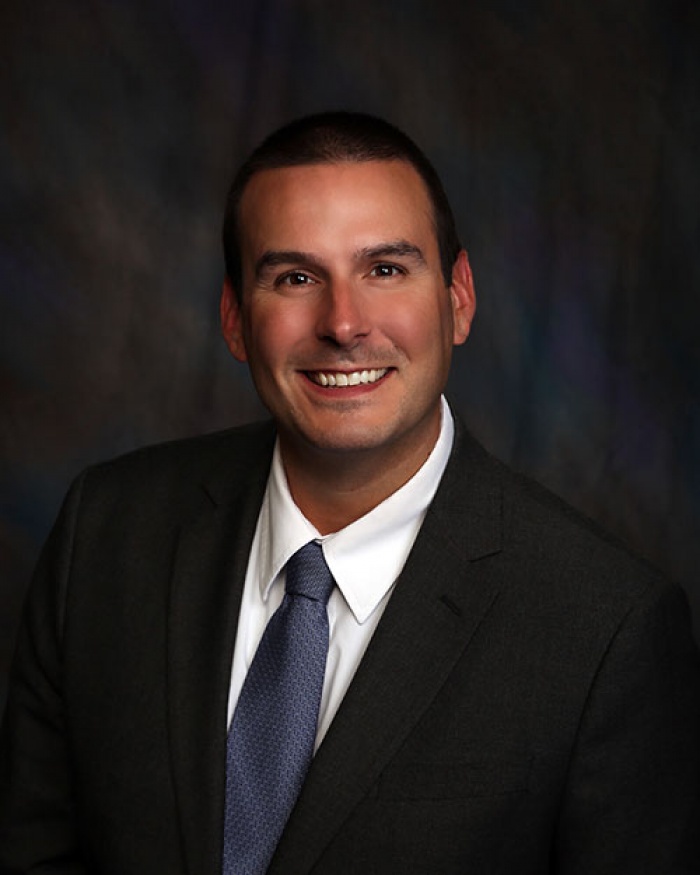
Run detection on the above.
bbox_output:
[306,368,389,387]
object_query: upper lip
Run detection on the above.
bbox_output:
[304,367,388,373]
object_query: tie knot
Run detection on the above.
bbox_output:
[285,541,335,605]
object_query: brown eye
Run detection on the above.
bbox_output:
[280,272,314,286]
[371,264,402,278]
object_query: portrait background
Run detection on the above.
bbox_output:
[1,0,698,709]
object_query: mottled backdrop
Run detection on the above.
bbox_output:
[1,0,699,709]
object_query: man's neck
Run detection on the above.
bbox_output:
[278,411,443,535]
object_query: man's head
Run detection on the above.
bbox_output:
[220,112,476,503]
[223,112,462,298]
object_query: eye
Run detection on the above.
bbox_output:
[277,271,316,287]
[370,263,404,278]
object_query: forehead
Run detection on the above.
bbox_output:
[238,160,437,256]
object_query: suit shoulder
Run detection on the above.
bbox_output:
[450,424,673,610]
[76,419,276,504]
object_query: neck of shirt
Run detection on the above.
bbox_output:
[227,396,455,743]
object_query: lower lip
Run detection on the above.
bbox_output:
[302,370,392,397]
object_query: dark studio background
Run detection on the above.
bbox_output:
[1,0,699,712]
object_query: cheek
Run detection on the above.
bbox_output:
[377,295,453,354]
[245,300,311,368]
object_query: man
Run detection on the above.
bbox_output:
[1,112,699,874]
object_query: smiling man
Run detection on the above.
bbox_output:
[221,157,474,532]
[1,112,699,875]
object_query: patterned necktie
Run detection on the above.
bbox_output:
[223,541,335,875]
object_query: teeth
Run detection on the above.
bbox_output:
[309,368,388,387]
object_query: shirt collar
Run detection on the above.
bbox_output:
[256,397,454,623]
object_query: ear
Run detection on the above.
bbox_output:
[449,249,477,346]
[220,275,248,362]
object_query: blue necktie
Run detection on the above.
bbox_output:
[223,541,335,875]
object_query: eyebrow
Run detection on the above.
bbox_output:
[254,250,318,278]
[254,240,427,279]
[355,241,427,264]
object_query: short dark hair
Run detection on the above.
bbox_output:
[222,111,462,298]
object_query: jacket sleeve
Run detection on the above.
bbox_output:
[0,474,89,874]
[554,578,700,874]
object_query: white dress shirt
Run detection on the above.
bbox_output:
[227,397,455,748]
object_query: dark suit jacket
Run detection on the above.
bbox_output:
[1,418,699,874]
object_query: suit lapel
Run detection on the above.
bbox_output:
[166,425,275,875]
[270,423,505,873]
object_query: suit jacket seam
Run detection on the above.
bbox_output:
[55,467,92,648]
[554,574,663,821]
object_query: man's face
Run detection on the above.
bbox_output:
[221,160,475,467]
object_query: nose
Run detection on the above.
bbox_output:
[315,279,371,348]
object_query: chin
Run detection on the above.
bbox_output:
[291,421,398,456]
[302,432,387,455]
